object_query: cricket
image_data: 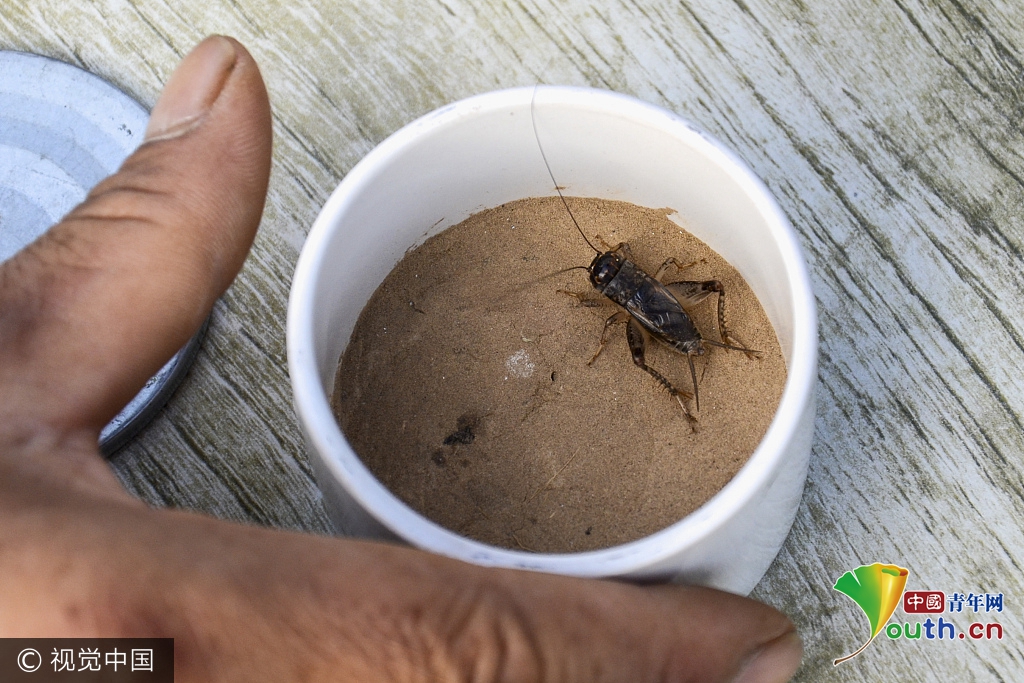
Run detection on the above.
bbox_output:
[532,101,761,427]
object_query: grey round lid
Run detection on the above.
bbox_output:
[0,51,207,456]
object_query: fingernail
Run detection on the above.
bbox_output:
[732,632,802,683]
[144,36,238,142]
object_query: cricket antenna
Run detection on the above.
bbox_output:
[550,265,591,275]
[516,265,591,290]
[531,86,601,255]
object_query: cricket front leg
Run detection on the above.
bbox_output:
[593,238,635,262]
[557,289,606,308]
[654,257,701,283]
[587,310,630,366]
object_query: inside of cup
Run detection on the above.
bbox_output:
[308,88,799,393]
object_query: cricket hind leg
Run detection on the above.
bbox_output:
[665,280,761,360]
[625,319,698,429]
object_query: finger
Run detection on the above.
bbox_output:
[154,521,802,683]
[485,569,802,683]
[220,534,800,683]
[0,36,272,439]
[0,472,801,683]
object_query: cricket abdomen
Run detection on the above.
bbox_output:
[598,259,703,354]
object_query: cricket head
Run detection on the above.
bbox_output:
[589,251,623,289]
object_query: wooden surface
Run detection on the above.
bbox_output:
[3,0,1023,679]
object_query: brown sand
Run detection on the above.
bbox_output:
[332,197,786,553]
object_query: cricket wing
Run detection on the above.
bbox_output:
[624,282,702,348]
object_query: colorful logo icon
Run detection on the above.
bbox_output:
[903,590,945,613]
[832,563,909,665]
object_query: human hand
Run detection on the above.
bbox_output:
[0,36,802,682]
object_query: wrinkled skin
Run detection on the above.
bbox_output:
[0,36,802,683]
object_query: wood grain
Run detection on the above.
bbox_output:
[2,0,1022,679]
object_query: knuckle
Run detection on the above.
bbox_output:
[73,167,178,227]
[70,143,206,233]
[430,582,546,683]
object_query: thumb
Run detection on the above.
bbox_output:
[0,36,271,438]
[490,571,803,683]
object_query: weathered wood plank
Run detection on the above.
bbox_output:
[2,0,1022,679]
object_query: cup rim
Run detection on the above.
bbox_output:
[288,85,817,576]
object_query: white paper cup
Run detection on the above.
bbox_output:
[288,86,817,594]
